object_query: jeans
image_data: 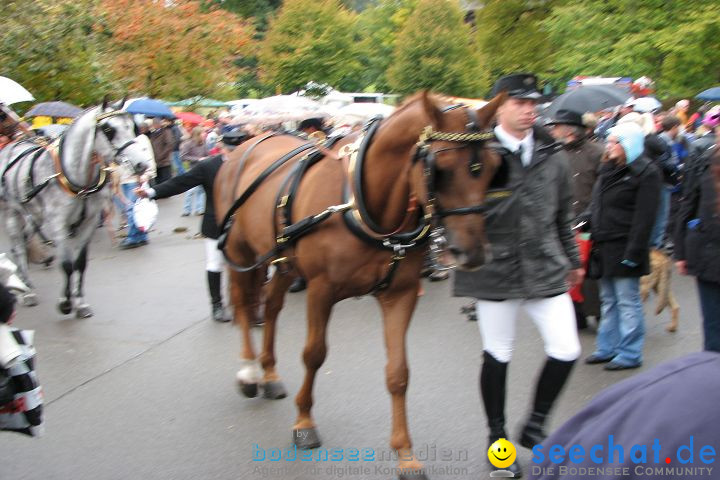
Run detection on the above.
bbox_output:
[594,277,645,366]
[171,151,184,175]
[121,182,148,244]
[183,186,206,215]
[697,279,720,353]
[649,185,672,248]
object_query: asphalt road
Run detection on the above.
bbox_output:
[0,195,706,480]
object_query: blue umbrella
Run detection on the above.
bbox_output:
[126,98,175,118]
[696,86,720,101]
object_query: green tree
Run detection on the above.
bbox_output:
[258,0,364,93]
[0,0,115,107]
[203,0,282,18]
[542,0,720,97]
[474,0,556,95]
[202,0,282,98]
[355,0,418,92]
[387,0,484,97]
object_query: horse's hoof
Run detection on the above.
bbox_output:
[262,381,287,400]
[293,427,322,450]
[398,470,430,480]
[58,299,73,315]
[238,381,258,398]
[75,305,94,319]
[667,324,678,333]
[21,293,39,307]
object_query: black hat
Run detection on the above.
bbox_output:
[545,109,585,127]
[221,128,249,146]
[0,284,16,324]
[297,117,324,132]
[490,73,542,99]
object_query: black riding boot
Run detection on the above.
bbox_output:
[519,357,576,449]
[207,271,230,323]
[481,351,522,477]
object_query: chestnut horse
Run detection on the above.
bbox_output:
[215,91,506,479]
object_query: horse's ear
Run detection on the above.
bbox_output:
[101,95,109,112]
[421,90,443,128]
[474,92,507,128]
[117,95,128,111]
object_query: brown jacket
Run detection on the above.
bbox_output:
[564,137,603,217]
[150,127,174,167]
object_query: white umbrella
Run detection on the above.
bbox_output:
[631,97,662,113]
[334,103,395,125]
[241,95,323,115]
[0,76,34,105]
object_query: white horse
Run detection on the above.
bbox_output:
[0,98,154,317]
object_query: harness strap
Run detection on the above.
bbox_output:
[49,142,108,197]
[218,142,316,244]
[1,144,44,190]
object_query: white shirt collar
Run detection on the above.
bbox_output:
[494,125,534,166]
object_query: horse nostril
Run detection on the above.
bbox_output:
[134,162,147,174]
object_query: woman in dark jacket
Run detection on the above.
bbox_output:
[674,137,720,353]
[585,122,661,370]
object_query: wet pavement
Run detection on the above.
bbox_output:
[0,195,706,479]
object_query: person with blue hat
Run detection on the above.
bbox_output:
[584,121,661,370]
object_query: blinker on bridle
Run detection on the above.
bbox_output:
[413,123,496,219]
[95,110,136,158]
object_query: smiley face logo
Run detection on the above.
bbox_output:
[488,438,516,469]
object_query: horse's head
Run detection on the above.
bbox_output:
[94,97,154,175]
[409,92,508,270]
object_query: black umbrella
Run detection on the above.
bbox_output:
[25,101,83,119]
[545,85,632,116]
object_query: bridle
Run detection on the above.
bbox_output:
[95,110,138,161]
[411,111,497,221]
[53,110,138,197]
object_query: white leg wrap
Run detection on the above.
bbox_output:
[236,360,262,384]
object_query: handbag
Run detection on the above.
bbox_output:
[0,326,44,437]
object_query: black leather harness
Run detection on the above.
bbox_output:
[217,108,499,293]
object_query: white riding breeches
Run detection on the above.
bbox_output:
[205,238,225,273]
[476,293,581,363]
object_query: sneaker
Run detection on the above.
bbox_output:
[118,240,142,250]
[181,212,190,217]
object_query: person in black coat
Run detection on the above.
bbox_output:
[136,128,249,323]
[674,133,720,353]
[583,122,661,370]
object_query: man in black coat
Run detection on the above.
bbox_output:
[674,130,720,353]
[547,109,603,329]
[584,122,661,370]
[454,73,584,478]
[136,128,249,323]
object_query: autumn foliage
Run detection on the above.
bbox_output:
[98,0,251,99]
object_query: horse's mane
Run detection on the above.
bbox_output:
[64,106,100,138]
